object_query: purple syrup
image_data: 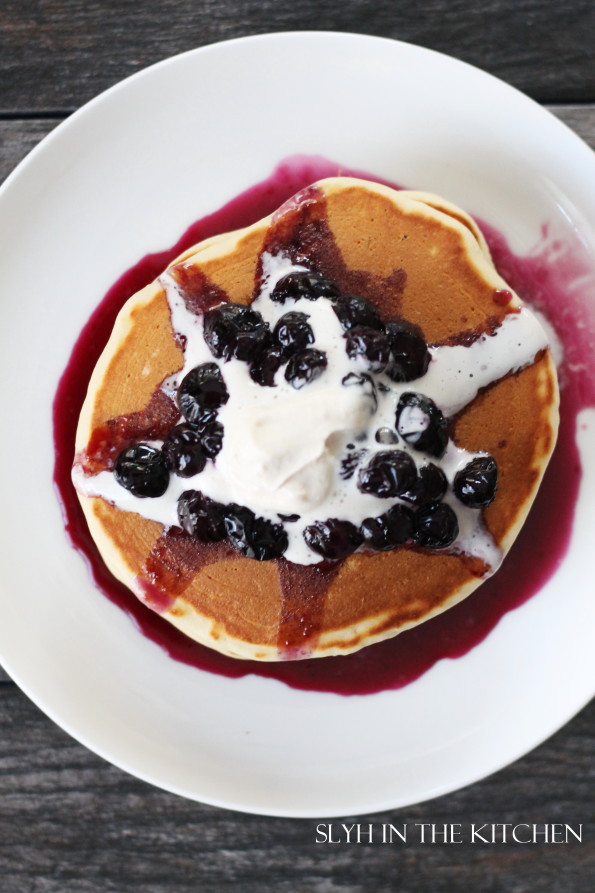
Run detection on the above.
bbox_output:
[53,156,594,695]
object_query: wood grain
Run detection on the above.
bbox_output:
[1,1,595,113]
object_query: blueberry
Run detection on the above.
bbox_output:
[197,418,224,459]
[223,504,288,560]
[333,294,383,331]
[202,303,246,359]
[114,444,169,498]
[250,517,289,560]
[249,347,285,387]
[232,325,271,363]
[395,392,449,458]
[385,320,431,382]
[360,515,393,551]
[203,303,269,362]
[303,518,363,560]
[163,424,207,477]
[357,450,416,498]
[177,490,226,541]
[345,325,390,372]
[223,504,254,554]
[401,462,448,505]
[360,504,414,551]
[177,363,228,424]
[386,503,416,543]
[270,271,339,303]
[285,348,327,389]
[453,456,498,508]
[272,311,314,356]
[414,503,459,549]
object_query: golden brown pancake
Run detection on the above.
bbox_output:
[73,178,559,660]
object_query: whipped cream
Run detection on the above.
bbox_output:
[74,251,550,569]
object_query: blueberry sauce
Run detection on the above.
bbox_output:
[54,156,593,695]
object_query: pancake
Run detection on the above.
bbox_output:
[72,177,559,660]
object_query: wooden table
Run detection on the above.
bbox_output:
[1,3,593,890]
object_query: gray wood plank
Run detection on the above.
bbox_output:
[0,119,59,186]
[1,1,595,113]
[0,685,592,893]
[551,104,595,147]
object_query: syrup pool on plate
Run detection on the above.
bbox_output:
[53,156,595,695]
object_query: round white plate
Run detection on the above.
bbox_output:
[0,32,594,818]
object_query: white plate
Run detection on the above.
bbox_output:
[0,32,594,818]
